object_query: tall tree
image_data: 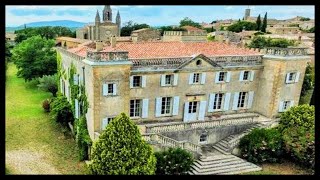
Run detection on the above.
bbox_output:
[5,39,12,62]
[12,35,57,81]
[256,14,261,31]
[120,21,150,36]
[261,12,268,32]
[89,113,156,175]
[179,17,202,28]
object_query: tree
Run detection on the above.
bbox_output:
[88,113,156,175]
[37,74,58,97]
[120,21,150,36]
[300,63,314,97]
[300,17,310,21]
[248,36,295,49]
[256,14,261,31]
[50,95,74,126]
[5,39,12,62]
[227,21,257,32]
[261,12,268,32]
[179,17,202,28]
[11,35,57,81]
[154,147,194,175]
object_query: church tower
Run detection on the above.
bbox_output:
[116,10,121,36]
[244,7,251,20]
[103,5,112,22]
[95,10,100,40]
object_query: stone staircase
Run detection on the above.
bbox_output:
[189,154,262,175]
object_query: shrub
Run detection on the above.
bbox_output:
[50,95,74,127]
[300,63,314,97]
[249,36,295,49]
[154,147,194,175]
[42,99,51,112]
[38,74,58,97]
[75,116,92,161]
[88,113,156,175]
[239,128,284,163]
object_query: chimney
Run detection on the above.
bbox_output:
[95,40,103,51]
[110,35,117,48]
[225,38,230,45]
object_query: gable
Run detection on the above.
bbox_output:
[177,54,221,70]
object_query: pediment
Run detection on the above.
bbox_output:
[176,54,221,70]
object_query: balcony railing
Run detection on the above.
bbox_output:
[86,51,129,62]
[263,47,308,57]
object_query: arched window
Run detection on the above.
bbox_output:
[196,59,202,66]
[199,134,207,143]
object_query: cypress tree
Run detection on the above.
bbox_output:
[261,12,268,32]
[256,14,261,31]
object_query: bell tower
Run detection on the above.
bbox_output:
[103,5,112,22]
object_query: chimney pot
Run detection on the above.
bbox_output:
[95,40,103,51]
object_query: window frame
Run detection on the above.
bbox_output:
[283,101,291,110]
[160,97,172,115]
[132,76,142,88]
[213,93,224,110]
[193,73,200,84]
[243,71,250,81]
[107,83,113,95]
[130,99,142,118]
[164,74,173,86]
[237,92,247,108]
[188,101,198,113]
[218,72,226,82]
[199,134,208,143]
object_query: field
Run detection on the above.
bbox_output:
[5,63,87,174]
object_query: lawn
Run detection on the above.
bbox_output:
[5,63,87,174]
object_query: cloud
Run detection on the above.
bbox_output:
[225,6,233,10]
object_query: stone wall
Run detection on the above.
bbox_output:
[131,28,161,42]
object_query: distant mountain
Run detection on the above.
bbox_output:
[6,20,87,32]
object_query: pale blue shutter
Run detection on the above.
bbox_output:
[250,71,255,81]
[189,73,194,84]
[285,73,290,83]
[173,74,178,86]
[290,100,295,108]
[75,99,79,119]
[215,72,220,83]
[294,72,300,83]
[102,84,108,96]
[73,74,78,84]
[142,99,149,118]
[279,101,284,112]
[247,91,254,109]
[208,93,215,112]
[183,102,189,122]
[130,76,133,88]
[102,118,108,130]
[155,97,162,117]
[232,92,239,110]
[199,101,207,121]
[172,96,180,116]
[200,73,206,84]
[226,72,231,82]
[142,76,146,87]
[239,71,244,81]
[160,75,165,86]
[223,93,231,111]
[112,84,117,95]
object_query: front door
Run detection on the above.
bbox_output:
[183,101,207,122]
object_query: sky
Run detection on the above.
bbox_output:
[5,5,315,27]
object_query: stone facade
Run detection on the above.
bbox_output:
[266,27,300,34]
[163,31,207,42]
[131,28,161,42]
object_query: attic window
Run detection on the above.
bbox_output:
[196,60,202,66]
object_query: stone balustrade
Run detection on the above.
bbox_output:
[146,115,258,134]
[56,47,85,61]
[86,51,129,62]
[263,47,308,57]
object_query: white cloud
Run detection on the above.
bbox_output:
[225,6,233,10]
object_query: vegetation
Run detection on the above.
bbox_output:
[14,26,75,43]
[75,116,92,161]
[300,63,314,97]
[5,39,12,62]
[12,36,57,81]
[288,23,299,27]
[204,26,216,33]
[261,12,268,32]
[239,128,284,163]
[300,17,310,21]
[154,147,194,175]
[179,17,202,28]
[37,74,58,97]
[248,36,295,49]
[256,14,262,31]
[307,27,314,33]
[227,21,257,32]
[120,21,150,36]
[50,95,74,127]
[6,63,86,174]
[88,113,156,175]
[158,26,186,36]
[42,99,51,112]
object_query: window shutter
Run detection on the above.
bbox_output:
[200,73,206,84]
[73,74,78,85]
[232,92,239,110]
[183,102,189,122]
[189,73,194,84]
[102,118,108,130]
[112,84,117,95]
[247,91,254,109]
[250,71,255,81]
[294,72,300,83]
[279,101,284,112]
[102,84,108,96]
[155,97,162,117]
[285,73,290,83]
[142,76,146,87]
[215,72,220,83]
[160,75,165,86]
[226,72,231,82]
[75,99,79,119]
[224,93,231,111]
[239,71,244,81]
[199,101,207,121]
[290,100,294,108]
[142,99,149,118]
[130,76,133,88]
[172,96,180,116]
[208,93,215,112]
[173,74,178,86]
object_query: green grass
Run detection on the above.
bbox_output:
[6,63,86,174]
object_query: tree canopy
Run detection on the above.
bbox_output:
[256,14,261,31]
[12,35,57,81]
[227,21,257,32]
[248,36,295,49]
[89,113,156,175]
[261,12,268,33]
[179,17,202,28]
[5,39,12,62]
[120,21,150,36]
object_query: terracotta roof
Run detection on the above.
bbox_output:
[181,26,205,32]
[100,41,261,59]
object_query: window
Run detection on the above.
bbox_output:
[161,97,172,115]
[196,60,202,66]
[218,72,226,82]
[133,76,141,87]
[283,101,291,110]
[237,92,247,108]
[213,93,223,110]
[243,71,250,81]
[107,84,113,94]
[200,134,207,143]
[188,101,198,113]
[286,72,298,84]
[130,99,141,117]
[193,73,200,83]
[288,73,294,81]
[108,117,115,122]
[165,75,173,85]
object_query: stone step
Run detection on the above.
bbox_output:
[200,155,234,161]
[193,159,246,170]
[193,163,261,175]
[192,160,250,173]
[212,145,230,155]
[214,143,229,151]
[196,156,240,166]
[220,166,262,175]
[219,140,229,146]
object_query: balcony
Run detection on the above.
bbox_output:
[86,51,129,62]
[263,47,308,57]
